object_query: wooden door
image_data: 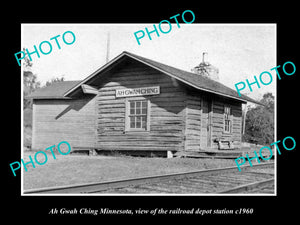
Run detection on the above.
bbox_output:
[207,100,212,148]
[201,97,213,148]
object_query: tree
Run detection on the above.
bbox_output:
[23,48,40,109]
[44,76,65,87]
[260,92,274,113]
[243,93,275,145]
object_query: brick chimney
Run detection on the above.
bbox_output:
[191,52,219,81]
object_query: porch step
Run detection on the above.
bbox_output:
[175,147,274,159]
[174,150,242,159]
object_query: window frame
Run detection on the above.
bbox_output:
[125,97,151,132]
[223,105,232,133]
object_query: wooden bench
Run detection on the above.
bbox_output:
[214,138,235,150]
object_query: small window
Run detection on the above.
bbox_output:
[126,99,149,131]
[224,106,232,133]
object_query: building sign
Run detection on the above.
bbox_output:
[116,86,160,98]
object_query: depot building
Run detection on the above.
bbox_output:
[28,51,259,157]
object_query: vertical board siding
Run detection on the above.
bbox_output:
[96,61,186,151]
[32,97,96,150]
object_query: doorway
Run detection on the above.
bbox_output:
[201,97,213,148]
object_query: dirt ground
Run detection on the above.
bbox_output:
[22,150,239,190]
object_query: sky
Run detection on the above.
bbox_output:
[21,23,276,101]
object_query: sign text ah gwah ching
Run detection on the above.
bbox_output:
[116,86,160,98]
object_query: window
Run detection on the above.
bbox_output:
[224,106,232,133]
[126,99,150,131]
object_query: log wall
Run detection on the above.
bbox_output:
[184,90,243,151]
[185,94,201,151]
[96,60,186,151]
[211,98,243,148]
[31,60,243,153]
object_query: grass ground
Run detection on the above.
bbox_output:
[22,150,237,190]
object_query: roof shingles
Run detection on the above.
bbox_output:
[28,51,259,104]
[123,51,259,104]
[27,81,80,99]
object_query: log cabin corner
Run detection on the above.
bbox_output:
[27,51,261,158]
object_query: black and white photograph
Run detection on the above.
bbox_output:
[21,24,276,195]
[5,6,298,220]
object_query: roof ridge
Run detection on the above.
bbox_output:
[30,51,260,105]
[121,52,260,104]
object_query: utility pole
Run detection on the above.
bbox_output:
[106,32,110,63]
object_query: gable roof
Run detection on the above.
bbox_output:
[117,52,258,104]
[65,51,260,104]
[29,51,260,105]
[27,81,80,99]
